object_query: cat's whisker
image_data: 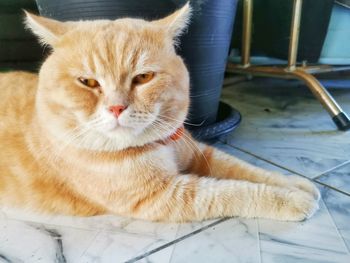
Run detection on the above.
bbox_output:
[41,117,108,160]
[148,110,202,127]
[150,122,199,166]
[152,120,197,159]
[153,119,213,177]
[156,112,205,127]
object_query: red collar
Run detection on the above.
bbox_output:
[169,125,185,141]
[124,125,185,151]
[158,125,184,145]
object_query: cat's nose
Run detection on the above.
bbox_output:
[109,105,127,118]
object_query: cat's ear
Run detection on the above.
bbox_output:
[153,3,192,44]
[24,11,69,46]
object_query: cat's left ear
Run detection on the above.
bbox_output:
[24,11,69,46]
[153,2,192,44]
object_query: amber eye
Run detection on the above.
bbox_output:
[78,77,100,89]
[132,72,155,86]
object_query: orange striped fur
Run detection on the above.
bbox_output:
[0,4,320,222]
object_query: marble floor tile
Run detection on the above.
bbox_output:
[259,192,350,263]
[0,217,99,263]
[321,186,350,251]
[213,142,293,175]
[216,142,350,262]
[130,220,222,263]
[78,230,173,263]
[143,218,260,263]
[0,208,222,263]
[317,163,350,195]
[221,79,350,178]
[136,245,175,263]
[1,209,178,238]
[79,219,230,263]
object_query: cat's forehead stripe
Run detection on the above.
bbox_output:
[85,45,152,78]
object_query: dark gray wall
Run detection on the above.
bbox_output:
[0,0,44,71]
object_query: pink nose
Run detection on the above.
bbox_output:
[109,105,126,117]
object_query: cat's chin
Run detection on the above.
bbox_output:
[105,126,135,137]
[103,123,146,137]
[78,131,155,152]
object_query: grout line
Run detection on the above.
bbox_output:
[124,218,230,263]
[78,229,102,261]
[312,160,350,180]
[314,180,350,198]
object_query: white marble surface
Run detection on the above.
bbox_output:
[221,79,350,178]
[321,186,350,251]
[259,194,350,263]
[140,218,259,263]
[216,143,350,262]
[0,208,221,263]
[0,218,99,262]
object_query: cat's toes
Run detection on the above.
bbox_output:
[290,176,321,201]
[281,190,320,221]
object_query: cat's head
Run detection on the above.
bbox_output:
[25,4,191,151]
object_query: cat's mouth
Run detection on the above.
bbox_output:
[106,119,128,131]
[102,118,146,136]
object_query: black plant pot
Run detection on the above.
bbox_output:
[36,0,240,140]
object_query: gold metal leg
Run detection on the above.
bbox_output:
[292,70,350,130]
[287,0,303,71]
[228,0,350,130]
[241,0,253,67]
[226,63,350,130]
[292,70,342,117]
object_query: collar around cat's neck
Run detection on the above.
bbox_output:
[159,125,185,145]
[122,125,185,151]
[169,125,185,141]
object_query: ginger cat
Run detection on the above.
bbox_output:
[0,4,320,222]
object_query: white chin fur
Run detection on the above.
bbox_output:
[72,126,171,151]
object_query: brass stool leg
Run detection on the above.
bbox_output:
[293,70,350,130]
[230,0,350,131]
[287,0,303,71]
[241,0,253,67]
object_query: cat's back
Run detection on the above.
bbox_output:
[0,71,38,123]
[0,71,38,102]
[0,72,38,204]
[0,71,37,148]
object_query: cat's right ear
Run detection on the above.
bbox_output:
[24,11,69,46]
[152,3,192,46]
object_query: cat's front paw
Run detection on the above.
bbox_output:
[280,190,320,221]
[289,175,321,201]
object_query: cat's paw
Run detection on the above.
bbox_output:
[288,175,321,201]
[279,190,320,221]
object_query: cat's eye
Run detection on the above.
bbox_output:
[132,72,155,86]
[78,77,100,89]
